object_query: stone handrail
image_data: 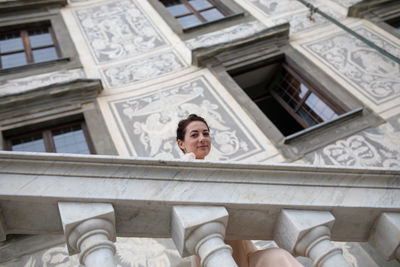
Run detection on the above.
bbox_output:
[0,151,399,266]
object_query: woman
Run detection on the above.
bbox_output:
[176,114,303,267]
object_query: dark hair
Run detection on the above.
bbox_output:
[176,114,209,141]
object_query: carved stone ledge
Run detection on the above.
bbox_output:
[190,23,289,67]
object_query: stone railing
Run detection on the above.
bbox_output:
[0,151,399,266]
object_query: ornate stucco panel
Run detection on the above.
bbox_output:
[306,114,400,168]
[302,26,400,105]
[100,50,186,89]
[73,0,168,64]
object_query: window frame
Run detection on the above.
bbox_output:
[160,0,232,29]
[5,120,96,154]
[0,22,62,70]
[148,0,249,40]
[269,63,345,130]
[0,8,81,81]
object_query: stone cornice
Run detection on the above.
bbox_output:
[0,78,103,129]
[190,23,289,67]
[0,151,399,241]
[348,0,400,18]
[0,0,67,13]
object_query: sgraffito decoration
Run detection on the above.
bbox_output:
[74,0,167,64]
[303,26,400,105]
[101,51,185,89]
[247,0,316,16]
[308,115,400,168]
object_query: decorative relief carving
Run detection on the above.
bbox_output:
[247,0,316,16]
[74,0,167,64]
[101,51,185,89]
[267,8,343,34]
[110,76,264,160]
[185,21,267,50]
[0,69,86,97]
[330,0,362,8]
[303,26,400,105]
[308,115,400,168]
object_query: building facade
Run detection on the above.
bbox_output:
[0,0,399,266]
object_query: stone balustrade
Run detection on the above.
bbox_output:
[0,151,399,266]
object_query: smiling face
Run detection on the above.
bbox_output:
[177,121,211,159]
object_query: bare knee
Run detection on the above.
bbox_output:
[249,248,302,267]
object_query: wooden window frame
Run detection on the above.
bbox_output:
[269,63,345,129]
[5,121,96,154]
[148,0,246,40]
[160,0,230,27]
[0,22,61,70]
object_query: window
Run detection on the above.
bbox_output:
[160,0,231,29]
[0,22,61,70]
[149,0,246,39]
[5,121,96,154]
[385,18,400,30]
[230,62,345,137]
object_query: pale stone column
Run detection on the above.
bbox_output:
[58,202,117,267]
[171,206,237,267]
[274,210,352,267]
[369,212,400,261]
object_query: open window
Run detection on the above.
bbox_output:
[230,62,346,137]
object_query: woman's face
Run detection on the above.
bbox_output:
[178,121,211,159]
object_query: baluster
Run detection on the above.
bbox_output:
[58,202,117,267]
[171,206,237,267]
[274,209,352,267]
[369,212,400,261]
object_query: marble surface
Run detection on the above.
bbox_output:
[0,151,399,243]
[0,69,85,96]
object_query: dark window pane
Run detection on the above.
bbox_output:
[29,31,53,48]
[166,4,190,16]
[177,14,202,28]
[1,52,27,69]
[189,0,212,10]
[201,8,224,22]
[53,126,90,154]
[12,135,46,152]
[0,35,24,53]
[297,107,319,127]
[32,47,58,63]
